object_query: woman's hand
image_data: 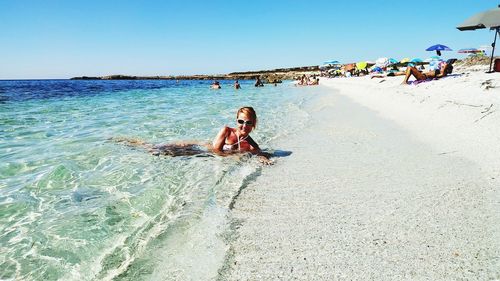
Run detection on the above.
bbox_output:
[257,151,273,165]
[258,155,273,165]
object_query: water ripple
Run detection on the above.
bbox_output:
[0,79,312,280]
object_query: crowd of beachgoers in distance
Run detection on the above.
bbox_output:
[207,53,485,90]
[295,74,319,86]
[319,55,465,85]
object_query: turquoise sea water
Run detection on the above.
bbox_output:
[0,80,313,280]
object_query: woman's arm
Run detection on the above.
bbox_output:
[212,126,230,151]
[246,136,273,164]
[245,135,261,152]
[436,63,448,78]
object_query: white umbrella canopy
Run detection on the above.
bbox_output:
[375,57,389,67]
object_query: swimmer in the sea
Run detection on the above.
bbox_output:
[211,81,221,89]
[254,77,264,87]
[113,107,273,164]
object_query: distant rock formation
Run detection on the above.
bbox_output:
[70,65,320,82]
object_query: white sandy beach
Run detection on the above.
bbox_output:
[221,66,500,280]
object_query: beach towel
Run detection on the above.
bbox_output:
[410,79,433,85]
[409,73,462,85]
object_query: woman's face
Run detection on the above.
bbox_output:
[236,112,254,135]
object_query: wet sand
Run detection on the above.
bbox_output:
[221,85,500,280]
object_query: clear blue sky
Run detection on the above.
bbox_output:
[0,0,498,79]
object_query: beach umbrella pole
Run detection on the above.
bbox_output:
[488,27,499,72]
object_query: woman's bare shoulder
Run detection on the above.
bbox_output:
[222,126,234,134]
[215,126,233,140]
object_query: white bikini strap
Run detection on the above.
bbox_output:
[236,131,248,151]
[236,132,241,151]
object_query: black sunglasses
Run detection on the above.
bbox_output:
[237,119,254,126]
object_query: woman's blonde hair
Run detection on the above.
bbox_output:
[236,106,257,128]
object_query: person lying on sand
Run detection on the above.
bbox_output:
[401,59,455,85]
[114,107,273,164]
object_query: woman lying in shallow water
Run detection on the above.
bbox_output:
[114,107,273,164]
